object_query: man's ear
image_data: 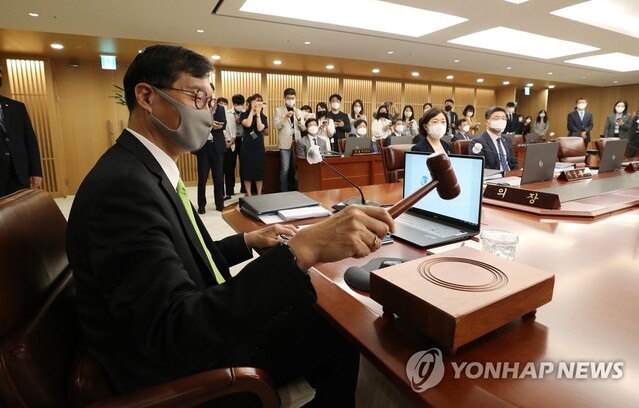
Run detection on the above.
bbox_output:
[135,83,154,113]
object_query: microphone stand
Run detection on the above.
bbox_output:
[319,161,367,205]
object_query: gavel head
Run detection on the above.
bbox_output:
[426,153,461,199]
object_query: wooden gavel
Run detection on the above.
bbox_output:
[388,153,461,219]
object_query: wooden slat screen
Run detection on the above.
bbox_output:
[307,76,339,113]
[454,87,475,111]
[265,74,303,146]
[404,83,430,115]
[375,81,402,113]
[343,78,373,120]
[6,59,58,194]
[430,85,454,107]
[476,89,497,114]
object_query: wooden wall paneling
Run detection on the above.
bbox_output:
[430,85,454,108]
[515,89,548,124]
[453,86,475,111]
[343,78,373,135]
[307,76,339,112]
[265,74,303,146]
[495,87,515,108]
[404,83,430,115]
[375,81,402,112]
[219,70,262,109]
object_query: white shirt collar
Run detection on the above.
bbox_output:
[127,128,180,190]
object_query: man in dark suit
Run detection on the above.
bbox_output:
[444,98,458,137]
[66,45,393,407]
[504,101,519,134]
[469,106,519,170]
[567,97,594,146]
[194,83,226,213]
[0,65,43,197]
[452,118,471,141]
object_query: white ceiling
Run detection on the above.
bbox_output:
[1,0,639,88]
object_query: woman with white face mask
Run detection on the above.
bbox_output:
[348,99,368,137]
[534,110,549,140]
[604,99,632,139]
[371,105,392,152]
[462,104,481,135]
[401,105,419,137]
[411,108,452,155]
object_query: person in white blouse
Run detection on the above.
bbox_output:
[348,99,367,137]
[315,110,335,151]
[401,105,419,137]
[371,105,392,152]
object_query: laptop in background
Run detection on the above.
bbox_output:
[344,137,373,156]
[388,135,413,145]
[392,152,484,248]
[520,142,559,184]
[502,133,518,146]
[597,139,628,173]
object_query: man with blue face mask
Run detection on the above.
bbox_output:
[66,45,393,407]
[468,106,519,170]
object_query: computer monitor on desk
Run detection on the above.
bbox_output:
[521,143,559,184]
[597,139,628,173]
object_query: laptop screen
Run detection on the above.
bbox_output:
[403,152,484,228]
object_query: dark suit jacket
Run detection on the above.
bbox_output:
[468,131,519,170]
[0,96,42,184]
[411,138,451,155]
[66,130,316,394]
[452,131,470,141]
[210,104,227,153]
[567,110,593,144]
[505,112,519,134]
[446,111,458,135]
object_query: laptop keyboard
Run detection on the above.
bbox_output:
[395,213,466,238]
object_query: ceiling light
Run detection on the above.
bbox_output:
[565,52,639,72]
[211,55,221,60]
[240,0,467,37]
[326,65,334,70]
[552,1,639,40]
[526,83,534,87]
[28,12,39,17]
[504,0,529,4]
[446,75,454,80]
[387,51,394,54]
[506,66,512,70]
[613,81,619,84]
[196,29,204,33]
[304,41,311,45]
[411,72,420,77]
[503,81,510,85]
[273,60,282,65]
[548,85,556,89]
[454,59,460,63]
[372,68,380,73]
[582,76,587,79]
[448,26,598,59]
[50,43,64,50]
[547,72,553,75]
[476,78,484,83]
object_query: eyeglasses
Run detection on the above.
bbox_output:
[163,87,216,110]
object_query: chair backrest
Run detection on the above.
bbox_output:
[556,137,587,164]
[381,144,414,182]
[514,134,525,145]
[595,137,619,157]
[0,189,80,407]
[452,139,471,155]
[338,138,346,153]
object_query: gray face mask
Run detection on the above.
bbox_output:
[149,87,213,152]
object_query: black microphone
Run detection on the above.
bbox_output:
[306,146,381,209]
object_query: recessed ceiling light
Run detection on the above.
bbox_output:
[448,26,598,59]
[548,85,556,89]
[273,60,282,65]
[446,75,454,80]
[304,41,311,45]
[476,78,484,83]
[506,66,512,70]
[565,52,639,72]
[196,29,204,33]
[526,83,534,87]
[454,59,460,63]
[504,0,529,4]
[28,12,39,17]
[50,43,64,50]
[613,80,619,84]
[581,76,587,79]
[372,68,380,73]
[211,55,221,60]
[552,1,639,41]
[503,81,510,85]
[411,72,420,77]
[387,51,394,54]
[240,0,467,37]
[547,72,553,75]
[326,65,334,70]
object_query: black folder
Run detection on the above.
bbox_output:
[239,191,320,218]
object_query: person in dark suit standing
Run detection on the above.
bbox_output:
[504,101,518,134]
[66,45,394,407]
[0,65,42,197]
[443,98,458,137]
[469,106,519,170]
[567,97,594,146]
[194,83,226,213]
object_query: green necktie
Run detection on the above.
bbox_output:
[176,179,225,284]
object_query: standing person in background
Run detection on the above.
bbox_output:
[534,110,549,140]
[194,84,226,214]
[371,105,392,152]
[384,101,400,121]
[603,99,632,139]
[443,99,458,137]
[240,93,268,196]
[504,102,518,134]
[462,104,481,135]
[230,94,246,194]
[315,110,335,151]
[219,97,236,200]
[521,116,533,137]
[327,94,351,148]
[274,88,303,192]
[567,97,594,146]
[0,64,43,197]
[348,99,367,137]
[401,105,419,138]
[422,102,432,116]
[298,105,313,138]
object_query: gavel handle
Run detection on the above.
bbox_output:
[387,180,439,219]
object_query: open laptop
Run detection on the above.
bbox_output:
[388,135,413,145]
[392,152,484,248]
[520,142,559,184]
[597,139,628,173]
[344,137,373,156]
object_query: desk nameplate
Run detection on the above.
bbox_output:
[558,168,593,181]
[626,162,639,172]
[483,184,560,209]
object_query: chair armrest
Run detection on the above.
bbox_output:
[88,367,279,408]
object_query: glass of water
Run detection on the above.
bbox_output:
[480,229,519,261]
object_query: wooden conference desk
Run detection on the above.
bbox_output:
[222,180,639,407]
[296,154,385,192]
